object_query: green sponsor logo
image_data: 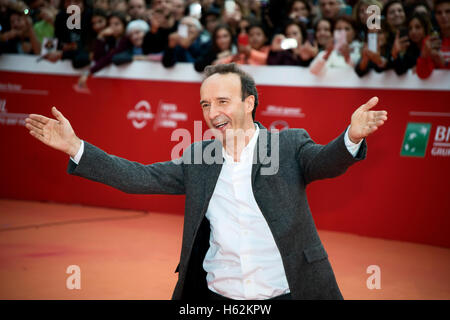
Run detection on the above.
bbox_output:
[400,122,431,157]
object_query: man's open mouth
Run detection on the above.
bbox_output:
[214,121,229,129]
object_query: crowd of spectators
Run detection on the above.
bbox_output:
[0,0,448,85]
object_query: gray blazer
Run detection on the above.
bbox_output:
[67,122,367,300]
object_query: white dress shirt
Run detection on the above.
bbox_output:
[70,125,362,300]
[202,124,362,300]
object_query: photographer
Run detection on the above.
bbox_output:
[310,15,362,75]
[391,12,432,75]
[268,20,317,66]
[355,27,388,77]
[416,0,450,78]
[45,0,91,68]
[162,16,208,67]
[218,22,270,65]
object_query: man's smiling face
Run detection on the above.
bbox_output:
[200,73,255,141]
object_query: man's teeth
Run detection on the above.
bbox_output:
[216,122,228,128]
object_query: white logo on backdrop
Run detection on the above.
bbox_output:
[127,100,155,129]
[127,100,187,130]
[153,101,188,131]
[261,105,305,118]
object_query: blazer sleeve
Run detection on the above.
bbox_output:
[67,141,185,195]
[294,128,367,185]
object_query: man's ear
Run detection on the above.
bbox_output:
[244,95,255,115]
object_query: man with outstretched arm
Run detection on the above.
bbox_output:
[25,63,388,300]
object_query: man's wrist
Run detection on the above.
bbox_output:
[349,135,363,144]
[347,125,363,144]
[68,136,82,158]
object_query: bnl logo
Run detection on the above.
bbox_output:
[401,122,431,157]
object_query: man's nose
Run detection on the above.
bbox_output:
[208,104,221,121]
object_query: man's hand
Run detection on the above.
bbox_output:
[348,97,388,143]
[25,107,81,158]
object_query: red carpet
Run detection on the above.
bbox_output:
[0,199,448,299]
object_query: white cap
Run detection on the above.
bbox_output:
[126,19,150,35]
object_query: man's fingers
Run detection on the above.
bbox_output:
[25,117,45,130]
[375,110,388,119]
[25,123,44,136]
[51,106,66,122]
[28,113,50,125]
[368,119,385,127]
[362,96,379,111]
[375,110,388,116]
[28,126,45,141]
[369,110,388,122]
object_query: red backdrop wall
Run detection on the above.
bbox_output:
[0,56,449,248]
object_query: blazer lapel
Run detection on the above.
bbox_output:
[252,122,271,184]
[201,140,224,215]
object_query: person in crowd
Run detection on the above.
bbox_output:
[25,0,47,23]
[404,0,432,18]
[172,0,187,22]
[91,11,126,62]
[93,0,109,11]
[288,0,312,27]
[247,0,265,21]
[355,22,389,76]
[382,0,407,67]
[310,15,362,74]
[45,0,92,68]
[112,19,150,65]
[221,0,246,36]
[201,6,221,35]
[268,20,318,66]
[87,8,108,55]
[194,23,236,72]
[416,0,450,78]
[318,0,343,21]
[383,0,406,35]
[314,17,334,50]
[200,0,217,12]
[162,16,209,67]
[218,22,270,65]
[142,0,177,54]
[200,6,221,43]
[77,11,127,87]
[90,8,108,36]
[110,0,128,13]
[128,0,146,20]
[0,2,41,54]
[32,0,58,44]
[353,0,383,41]
[390,12,432,75]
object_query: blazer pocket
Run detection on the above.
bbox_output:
[174,263,180,273]
[303,243,328,263]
